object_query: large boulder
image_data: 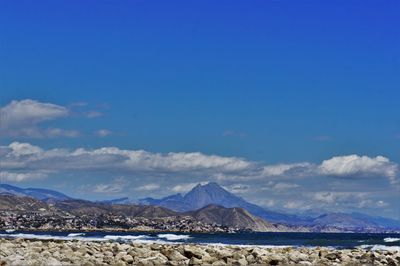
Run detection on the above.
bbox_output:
[289,251,309,263]
[162,249,188,262]
[184,246,208,259]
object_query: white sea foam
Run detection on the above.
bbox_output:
[384,237,400,243]
[0,233,105,242]
[157,234,191,241]
[359,245,400,252]
[5,229,16,233]
[103,235,148,240]
[67,233,85,237]
[0,233,175,244]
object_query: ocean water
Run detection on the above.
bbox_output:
[0,230,399,251]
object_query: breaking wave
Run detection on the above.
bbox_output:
[157,234,191,241]
[1,231,399,248]
[67,233,85,237]
[103,235,147,240]
[359,245,400,252]
[0,233,106,242]
[0,232,191,244]
[384,237,400,243]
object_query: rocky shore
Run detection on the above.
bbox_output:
[0,238,399,266]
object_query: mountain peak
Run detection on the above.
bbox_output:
[183,182,241,210]
[203,181,222,188]
[188,182,225,193]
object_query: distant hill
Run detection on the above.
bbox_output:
[349,212,400,229]
[0,184,71,201]
[138,182,400,231]
[0,194,281,232]
[2,183,399,232]
[307,212,400,232]
[0,194,50,212]
[54,199,177,218]
[99,197,132,205]
[56,199,283,231]
[186,204,287,232]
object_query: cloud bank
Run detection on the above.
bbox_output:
[0,99,77,138]
[0,142,398,185]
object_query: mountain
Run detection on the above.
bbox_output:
[0,194,50,212]
[348,212,400,229]
[3,182,399,232]
[187,204,285,232]
[99,197,132,205]
[310,213,379,232]
[139,194,187,211]
[307,212,400,232]
[56,199,283,231]
[0,194,279,232]
[140,182,307,224]
[0,184,71,201]
[138,182,400,231]
[54,199,177,218]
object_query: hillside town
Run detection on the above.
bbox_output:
[0,210,239,233]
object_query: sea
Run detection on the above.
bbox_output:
[1,230,399,252]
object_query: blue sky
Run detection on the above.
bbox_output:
[0,1,399,219]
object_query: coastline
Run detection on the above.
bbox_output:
[1,238,399,266]
[2,227,399,234]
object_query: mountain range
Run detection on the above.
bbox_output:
[138,182,306,225]
[0,194,280,232]
[0,184,71,201]
[123,182,400,231]
[1,182,400,232]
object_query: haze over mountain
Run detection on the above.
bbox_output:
[0,194,280,232]
[1,182,400,232]
[0,184,71,201]
[139,182,307,224]
[138,182,400,231]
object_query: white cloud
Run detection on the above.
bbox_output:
[262,163,313,177]
[0,171,48,182]
[0,142,398,187]
[272,182,300,191]
[376,200,388,207]
[259,155,399,184]
[93,184,123,193]
[283,201,311,210]
[0,99,77,138]
[256,199,275,208]
[261,182,300,192]
[46,128,80,138]
[0,142,253,179]
[319,155,398,183]
[134,184,160,191]
[225,184,250,194]
[95,129,112,137]
[171,183,200,193]
[89,177,127,194]
[312,191,368,205]
[8,142,43,155]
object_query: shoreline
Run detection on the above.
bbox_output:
[1,238,399,266]
[2,227,400,235]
